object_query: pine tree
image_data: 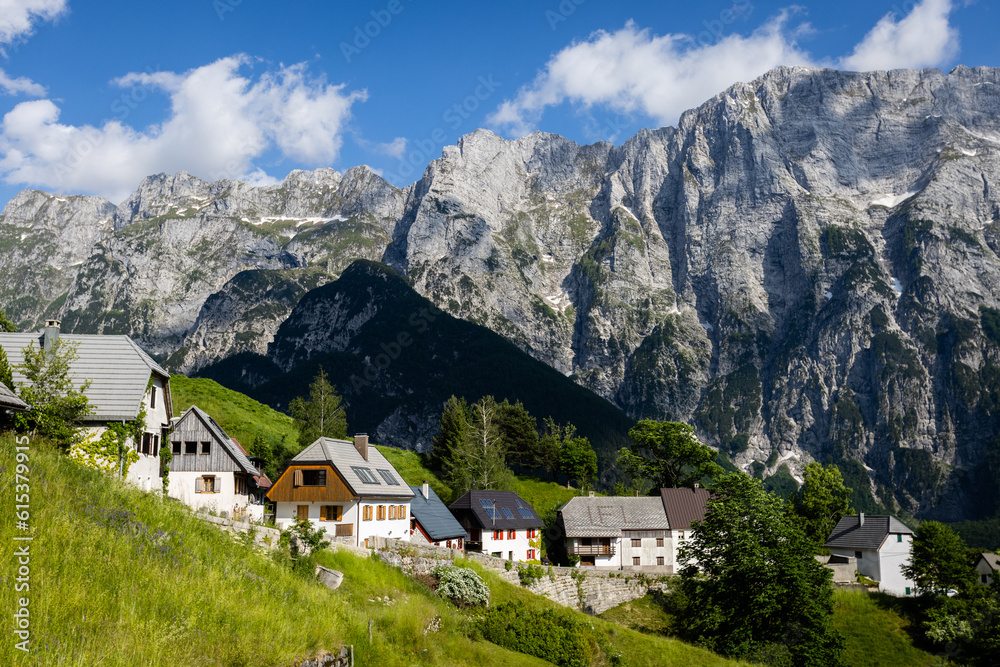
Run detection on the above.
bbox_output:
[289,367,347,447]
[497,399,539,472]
[429,395,471,472]
[445,396,513,495]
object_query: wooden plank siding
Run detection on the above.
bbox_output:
[267,464,357,503]
[168,414,239,473]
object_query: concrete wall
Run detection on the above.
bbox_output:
[367,537,669,615]
[169,470,255,517]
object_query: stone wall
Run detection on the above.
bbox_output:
[196,513,282,550]
[366,537,669,615]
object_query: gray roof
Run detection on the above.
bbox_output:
[409,485,468,541]
[180,406,259,476]
[0,380,28,411]
[825,515,914,550]
[291,438,415,498]
[559,496,670,537]
[0,332,169,422]
[979,553,998,571]
[450,490,545,529]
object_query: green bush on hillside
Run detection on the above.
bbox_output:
[480,601,592,667]
[434,566,490,607]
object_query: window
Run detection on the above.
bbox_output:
[897,534,903,543]
[376,469,400,485]
[185,441,197,454]
[352,467,380,484]
[526,528,537,539]
[397,505,406,520]
[855,551,863,559]
[389,505,397,520]
[527,549,536,560]
[502,508,515,519]
[507,529,516,540]
[493,530,503,540]
[150,386,157,409]
[377,505,386,521]
[363,506,373,521]
[633,557,641,566]
[656,537,664,547]
[320,506,342,522]
[631,538,641,548]
[657,557,664,566]
[678,531,685,539]
[195,476,217,493]
[982,575,988,584]
[201,441,211,455]
[295,469,326,486]
[152,435,159,457]
[172,441,181,454]
[905,587,911,596]
[140,433,151,455]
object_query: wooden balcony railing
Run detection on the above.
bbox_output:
[569,544,616,557]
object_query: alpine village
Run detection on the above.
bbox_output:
[4,5,1000,667]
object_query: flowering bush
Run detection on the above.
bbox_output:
[434,566,490,607]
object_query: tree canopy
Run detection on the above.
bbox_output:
[678,472,844,666]
[289,367,347,448]
[788,462,854,548]
[618,420,722,491]
[902,521,979,596]
[443,395,514,495]
[13,340,91,449]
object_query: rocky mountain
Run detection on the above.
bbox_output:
[3,65,1000,520]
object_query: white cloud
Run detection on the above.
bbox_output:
[838,0,958,72]
[488,16,814,136]
[0,0,67,46]
[375,137,408,159]
[0,67,44,96]
[0,56,366,201]
[490,1,962,137]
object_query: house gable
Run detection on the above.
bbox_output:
[267,463,357,503]
[168,406,258,474]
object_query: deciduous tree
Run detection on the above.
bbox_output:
[618,420,722,491]
[788,462,854,548]
[902,521,978,596]
[678,472,845,666]
[559,435,597,490]
[14,340,91,449]
[289,367,347,447]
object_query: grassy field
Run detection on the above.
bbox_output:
[832,589,941,667]
[169,375,299,453]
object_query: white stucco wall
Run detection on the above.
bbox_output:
[123,376,171,492]
[168,470,253,516]
[275,499,411,547]
[480,529,537,562]
[619,536,672,569]
[878,534,915,596]
[976,558,995,586]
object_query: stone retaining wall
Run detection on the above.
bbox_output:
[196,513,282,550]
[367,537,669,615]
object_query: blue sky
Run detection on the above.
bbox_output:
[0,0,995,205]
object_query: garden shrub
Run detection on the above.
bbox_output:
[480,601,592,667]
[434,566,490,607]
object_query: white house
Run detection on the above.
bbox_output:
[449,490,545,562]
[0,321,172,491]
[166,405,266,522]
[825,514,915,595]
[976,553,997,587]
[267,435,414,547]
[660,486,712,570]
[559,495,672,571]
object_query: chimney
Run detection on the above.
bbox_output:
[42,320,61,352]
[693,483,700,489]
[589,491,595,498]
[354,433,369,461]
[859,513,865,527]
[422,482,429,499]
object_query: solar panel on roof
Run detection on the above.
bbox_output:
[502,508,514,519]
[376,469,400,485]
[351,466,380,484]
[518,508,534,519]
[479,498,497,519]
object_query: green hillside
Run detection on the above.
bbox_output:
[831,589,939,667]
[0,433,740,666]
[170,374,299,453]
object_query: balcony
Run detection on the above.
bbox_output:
[569,544,616,557]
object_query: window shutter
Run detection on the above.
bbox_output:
[320,506,327,521]
[293,470,303,487]
[196,477,204,493]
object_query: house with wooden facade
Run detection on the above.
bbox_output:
[409,482,467,549]
[449,490,544,562]
[559,495,672,571]
[266,435,414,547]
[166,406,265,521]
[0,321,172,492]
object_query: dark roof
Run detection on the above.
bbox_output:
[0,332,169,421]
[824,515,914,550]
[449,490,545,529]
[409,485,468,541]
[559,496,669,537]
[660,487,712,529]
[0,381,28,411]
